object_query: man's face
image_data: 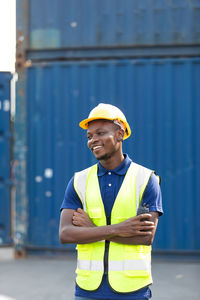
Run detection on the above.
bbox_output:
[87,120,122,161]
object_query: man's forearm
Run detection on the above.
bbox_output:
[107,235,152,245]
[60,224,116,244]
[60,224,153,245]
[60,209,116,244]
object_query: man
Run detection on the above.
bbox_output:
[59,103,163,300]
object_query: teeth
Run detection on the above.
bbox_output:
[93,146,102,150]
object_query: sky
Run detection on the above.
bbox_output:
[0,0,16,72]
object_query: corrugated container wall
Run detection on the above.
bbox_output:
[26,0,200,60]
[26,58,200,251]
[29,0,200,48]
[15,0,200,253]
[0,72,12,245]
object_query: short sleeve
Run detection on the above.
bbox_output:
[60,177,83,211]
[141,173,163,216]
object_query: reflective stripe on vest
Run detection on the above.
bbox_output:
[77,259,104,272]
[74,162,154,292]
[109,259,151,272]
[73,166,92,211]
[77,258,150,272]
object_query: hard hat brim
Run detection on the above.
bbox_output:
[79,117,131,140]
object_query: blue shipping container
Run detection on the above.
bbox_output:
[26,57,200,251]
[28,0,200,49]
[0,72,12,133]
[0,72,12,245]
[0,137,11,180]
[0,183,11,245]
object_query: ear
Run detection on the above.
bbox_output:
[117,129,124,142]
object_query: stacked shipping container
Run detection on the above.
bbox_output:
[0,72,12,245]
[15,0,200,253]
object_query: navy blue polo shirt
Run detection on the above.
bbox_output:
[60,154,163,300]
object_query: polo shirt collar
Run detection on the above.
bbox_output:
[97,154,132,176]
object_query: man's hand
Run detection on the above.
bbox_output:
[113,214,155,237]
[72,208,95,227]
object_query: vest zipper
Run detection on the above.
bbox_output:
[104,216,111,275]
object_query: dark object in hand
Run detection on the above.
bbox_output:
[137,204,149,215]
[137,204,150,228]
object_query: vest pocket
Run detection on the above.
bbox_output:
[76,244,92,276]
[125,245,151,255]
[76,244,92,259]
[124,246,151,277]
[87,208,102,219]
[124,259,151,277]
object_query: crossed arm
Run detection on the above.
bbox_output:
[59,208,159,246]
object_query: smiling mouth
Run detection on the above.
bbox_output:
[92,145,103,152]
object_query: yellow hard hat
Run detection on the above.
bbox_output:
[79,103,131,140]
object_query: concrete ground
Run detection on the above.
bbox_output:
[0,248,200,300]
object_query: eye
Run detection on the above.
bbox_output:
[98,131,106,136]
[87,135,92,141]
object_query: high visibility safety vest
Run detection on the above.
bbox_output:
[73,162,156,293]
